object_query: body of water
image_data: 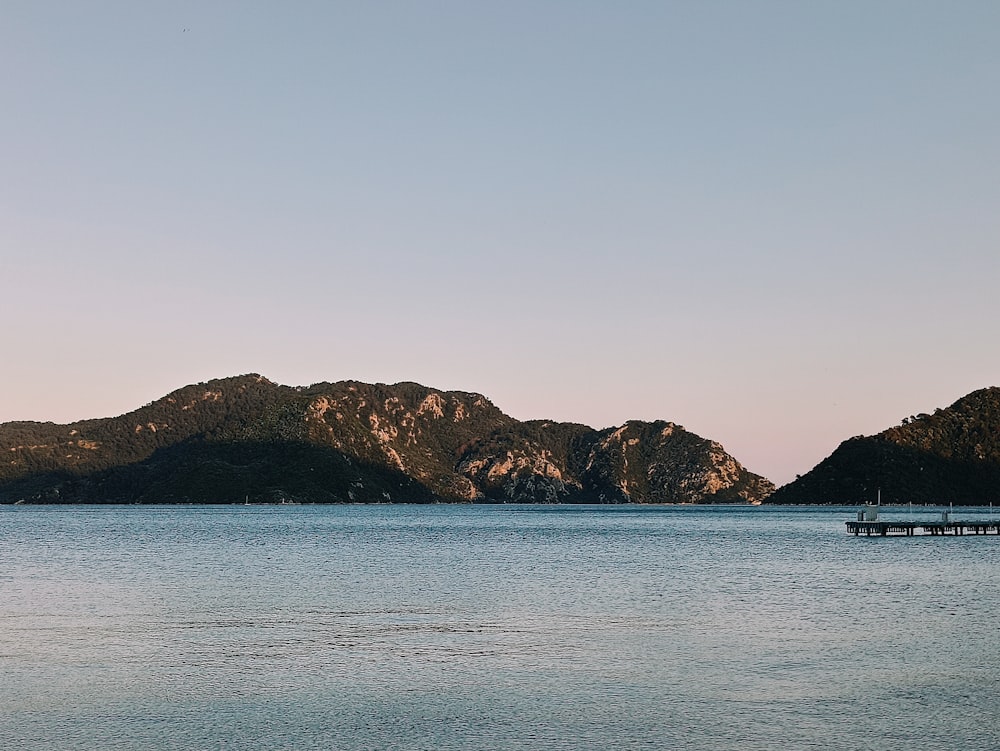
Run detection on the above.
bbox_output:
[2,504,999,750]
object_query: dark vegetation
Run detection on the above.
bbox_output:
[768,387,1000,505]
[0,374,772,504]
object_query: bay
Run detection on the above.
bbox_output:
[2,504,999,750]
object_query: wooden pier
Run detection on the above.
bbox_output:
[846,520,1000,536]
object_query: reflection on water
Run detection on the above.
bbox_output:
[2,504,999,750]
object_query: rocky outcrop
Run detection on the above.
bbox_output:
[0,374,773,504]
[456,420,773,504]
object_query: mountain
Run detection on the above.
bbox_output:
[768,387,1000,505]
[0,375,773,504]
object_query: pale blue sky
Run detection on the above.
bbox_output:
[2,1,998,485]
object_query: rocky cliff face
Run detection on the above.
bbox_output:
[0,375,773,504]
[768,387,1000,505]
[457,419,773,504]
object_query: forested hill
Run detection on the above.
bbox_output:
[0,375,774,504]
[768,387,1000,505]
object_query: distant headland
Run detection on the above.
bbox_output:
[769,386,1000,505]
[2,376,998,505]
[0,375,772,504]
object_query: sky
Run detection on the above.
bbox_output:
[2,1,999,486]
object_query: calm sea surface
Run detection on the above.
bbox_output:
[2,504,999,750]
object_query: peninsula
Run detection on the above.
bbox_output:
[0,375,773,505]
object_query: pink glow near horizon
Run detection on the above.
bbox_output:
[2,3,999,487]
